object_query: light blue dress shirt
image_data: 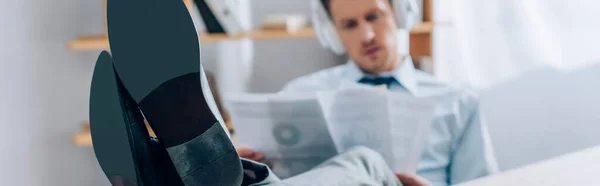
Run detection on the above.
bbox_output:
[280,57,499,186]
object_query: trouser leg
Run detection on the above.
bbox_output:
[276,146,401,186]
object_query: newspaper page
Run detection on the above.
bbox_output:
[318,87,436,174]
[386,92,436,173]
[317,89,396,165]
[226,88,436,177]
[225,93,337,179]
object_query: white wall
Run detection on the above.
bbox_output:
[432,0,600,172]
[1,0,110,185]
[0,2,36,185]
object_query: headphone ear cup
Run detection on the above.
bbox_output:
[311,3,331,50]
[393,0,419,29]
[324,23,346,55]
[392,0,418,56]
[311,0,345,55]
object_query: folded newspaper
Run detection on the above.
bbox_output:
[224,86,436,179]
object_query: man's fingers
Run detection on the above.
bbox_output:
[237,148,255,158]
[396,174,417,183]
[396,173,430,186]
[237,148,267,162]
[251,152,266,162]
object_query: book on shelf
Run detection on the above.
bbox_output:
[192,0,249,36]
[261,14,309,33]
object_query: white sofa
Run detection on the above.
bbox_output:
[478,64,600,171]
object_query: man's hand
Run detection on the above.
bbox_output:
[396,173,430,186]
[237,147,266,163]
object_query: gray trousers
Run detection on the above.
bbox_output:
[243,146,402,186]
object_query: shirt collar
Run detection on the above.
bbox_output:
[341,56,419,95]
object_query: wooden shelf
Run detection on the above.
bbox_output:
[75,130,240,148]
[66,23,434,52]
[75,122,234,147]
[73,132,93,147]
[74,122,157,147]
[411,22,434,34]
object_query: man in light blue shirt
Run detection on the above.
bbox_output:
[239,0,499,185]
[281,56,499,185]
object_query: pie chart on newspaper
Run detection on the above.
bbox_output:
[272,124,301,146]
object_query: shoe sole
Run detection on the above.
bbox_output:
[91,51,180,186]
[106,0,242,185]
[90,51,145,186]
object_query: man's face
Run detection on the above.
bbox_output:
[329,0,400,74]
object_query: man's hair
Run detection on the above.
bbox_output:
[320,0,393,19]
[320,0,333,19]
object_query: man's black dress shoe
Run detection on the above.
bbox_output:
[105,0,244,185]
[89,51,184,186]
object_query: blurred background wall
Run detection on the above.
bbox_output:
[197,0,344,94]
[1,0,109,185]
[247,0,344,92]
[433,0,600,88]
[433,0,600,172]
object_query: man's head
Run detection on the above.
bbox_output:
[321,0,401,75]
